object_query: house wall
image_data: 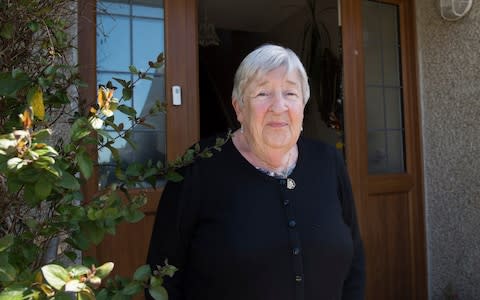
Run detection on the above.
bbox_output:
[415,1,480,298]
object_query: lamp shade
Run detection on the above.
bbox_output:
[439,0,473,21]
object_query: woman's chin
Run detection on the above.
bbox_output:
[262,135,294,149]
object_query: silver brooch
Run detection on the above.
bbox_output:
[287,178,296,190]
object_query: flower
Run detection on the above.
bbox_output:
[97,86,118,117]
[89,116,104,129]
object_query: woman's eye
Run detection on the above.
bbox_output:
[286,91,299,98]
[256,91,269,97]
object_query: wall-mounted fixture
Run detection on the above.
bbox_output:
[439,0,473,21]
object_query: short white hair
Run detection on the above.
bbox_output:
[232,44,310,105]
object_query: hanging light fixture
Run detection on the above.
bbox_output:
[199,0,220,47]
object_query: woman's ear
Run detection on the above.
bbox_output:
[232,97,244,124]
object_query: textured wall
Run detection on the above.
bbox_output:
[415,1,480,299]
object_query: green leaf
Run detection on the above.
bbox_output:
[24,185,38,206]
[95,289,109,300]
[113,77,128,88]
[77,289,95,300]
[0,72,30,96]
[128,65,138,74]
[69,232,90,251]
[31,145,58,158]
[0,23,14,39]
[0,287,25,300]
[0,234,14,252]
[82,256,98,268]
[64,251,78,262]
[41,264,69,290]
[11,68,28,80]
[122,281,143,296]
[157,261,177,278]
[67,265,90,277]
[148,285,168,300]
[133,264,151,282]
[124,209,144,223]
[32,128,52,142]
[70,117,91,142]
[117,105,137,118]
[0,263,17,281]
[150,275,163,287]
[112,293,129,300]
[76,150,93,179]
[95,262,114,279]
[165,170,183,182]
[80,221,105,245]
[38,76,52,89]
[52,291,72,300]
[156,53,165,63]
[53,91,70,105]
[58,171,80,190]
[34,177,53,199]
[125,163,143,177]
[182,149,195,163]
[122,87,133,100]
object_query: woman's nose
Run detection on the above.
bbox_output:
[269,92,288,112]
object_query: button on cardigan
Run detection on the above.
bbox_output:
[147,136,365,300]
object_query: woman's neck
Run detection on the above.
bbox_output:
[232,129,298,173]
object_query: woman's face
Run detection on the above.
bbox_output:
[233,66,305,152]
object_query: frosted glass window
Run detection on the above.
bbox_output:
[386,131,404,172]
[367,132,387,173]
[364,42,383,85]
[385,88,403,129]
[383,44,401,86]
[366,87,384,130]
[97,0,165,188]
[363,0,405,174]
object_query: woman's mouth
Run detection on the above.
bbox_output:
[267,122,288,128]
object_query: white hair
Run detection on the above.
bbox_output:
[232,44,310,105]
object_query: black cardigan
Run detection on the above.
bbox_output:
[147,137,365,300]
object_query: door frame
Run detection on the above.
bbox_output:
[341,0,427,298]
[77,0,199,277]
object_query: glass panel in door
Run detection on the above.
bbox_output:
[96,0,166,188]
[363,0,405,174]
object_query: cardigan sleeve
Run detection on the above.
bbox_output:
[335,151,366,300]
[146,166,199,300]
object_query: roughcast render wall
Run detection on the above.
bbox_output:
[415,1,480,298]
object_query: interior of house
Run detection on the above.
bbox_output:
[197,0,343,147]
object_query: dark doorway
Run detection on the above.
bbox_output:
[197,0,343,148]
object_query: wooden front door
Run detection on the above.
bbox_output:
[342,0,427,298]
[78,0,199,288]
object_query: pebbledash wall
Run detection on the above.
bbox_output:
[415,1,480,299]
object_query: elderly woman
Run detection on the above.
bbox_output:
[147,44,365,300]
